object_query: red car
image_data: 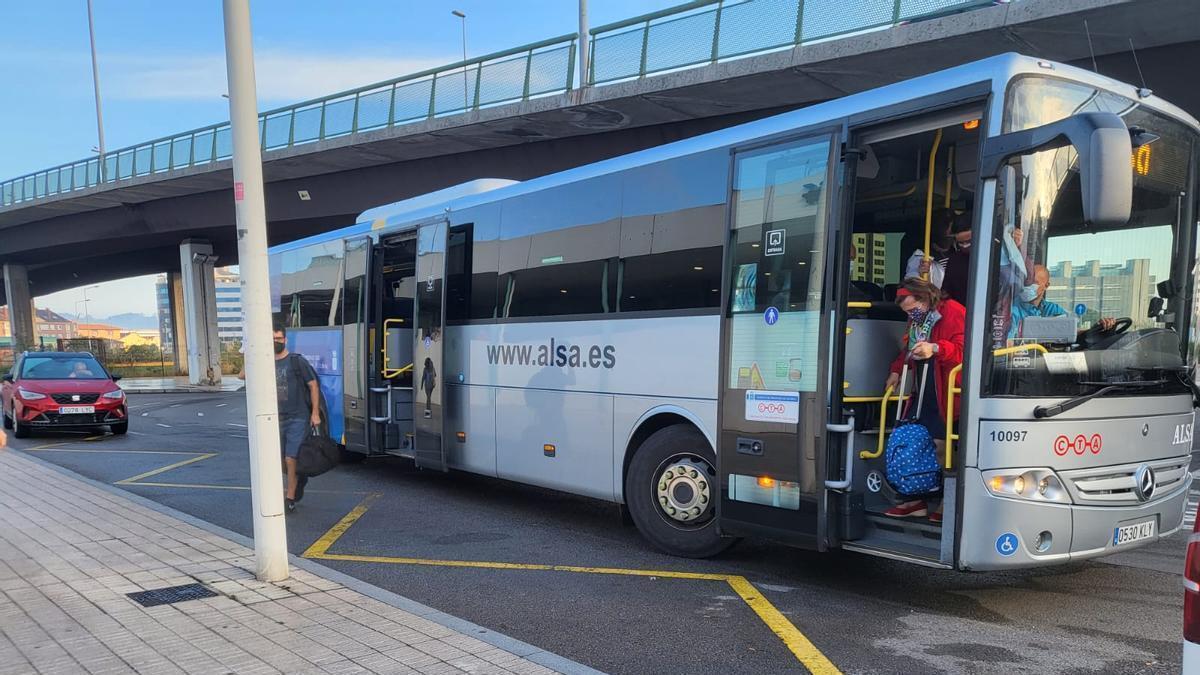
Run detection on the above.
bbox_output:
[2,352,128,437]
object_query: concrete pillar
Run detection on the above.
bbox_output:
[168,272,189,376]
[178,240,222,385]
[3,265,34,354]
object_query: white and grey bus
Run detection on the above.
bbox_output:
[268,53,1198,570]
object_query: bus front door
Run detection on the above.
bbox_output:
[717,132,840,548]
[412,220,450,472]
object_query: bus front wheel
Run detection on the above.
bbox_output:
[625,425,734,558]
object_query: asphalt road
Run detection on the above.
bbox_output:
[10,391,1193,675]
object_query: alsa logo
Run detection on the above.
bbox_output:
[1053,434,1102,456]
[1173,423,1194,446]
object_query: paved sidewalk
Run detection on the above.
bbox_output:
[118,376,244,394]
[0,449,593,675]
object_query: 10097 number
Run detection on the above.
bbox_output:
[988,430,1027,443]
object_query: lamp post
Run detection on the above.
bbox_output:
[80,284,100,324]
[86,0,107,183]
[451,10,468,111]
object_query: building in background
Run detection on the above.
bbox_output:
[1046,258,1156,327]
[155,275,174,358]
[120,331,162,349]
[215,267,242,349]
[0,307,77,348]
[75,323,123,341]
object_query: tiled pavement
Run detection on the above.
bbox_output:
[0,449,596,675]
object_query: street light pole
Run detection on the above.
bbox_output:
[85,0,107,183]
[578,0,589,88]
[81,284,99,324]
[222,0,289,582]
[452,10,468,111]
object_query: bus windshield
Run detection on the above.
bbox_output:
[984,77,1198,398]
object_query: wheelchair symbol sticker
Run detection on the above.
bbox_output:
[995,532,1019,557]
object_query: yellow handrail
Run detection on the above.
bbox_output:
[922,128,943,280]
[846,301,873,309]
[381,318,413,379]
[859,385,908,459]
[992,343,1049,357]
[944,363,963,469]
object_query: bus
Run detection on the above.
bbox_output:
[268,53,1198,570]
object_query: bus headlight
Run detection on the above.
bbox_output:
[982,469,1070,504]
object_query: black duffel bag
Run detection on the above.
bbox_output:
[296,426,340,477]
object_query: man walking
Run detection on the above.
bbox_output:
[242,322,321,512]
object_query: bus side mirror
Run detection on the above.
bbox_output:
[980,111,1133,227]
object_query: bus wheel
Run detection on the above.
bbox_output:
[625,425,734,558]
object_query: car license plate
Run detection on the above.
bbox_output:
[59,406,95,415]
[1112,519,1155,547]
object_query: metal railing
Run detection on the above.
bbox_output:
[2,0,997,208]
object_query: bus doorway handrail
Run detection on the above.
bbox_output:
[857,385,907,459]
[940,344,1050,467]
[381,318,413,379]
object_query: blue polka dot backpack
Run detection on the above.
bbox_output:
[884,360,943,499]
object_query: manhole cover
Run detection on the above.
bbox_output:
[127,583,217,607]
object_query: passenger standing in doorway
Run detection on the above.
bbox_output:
[940,213,974,304]
[882,277,965,523]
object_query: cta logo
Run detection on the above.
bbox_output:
[1053,434,1102,456]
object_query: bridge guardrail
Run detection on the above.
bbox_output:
[2,0,996,209]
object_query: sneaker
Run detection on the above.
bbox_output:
[295,476,308,503]
[883,501,927,518]
[929,510,943,524]
[285,498,296,514]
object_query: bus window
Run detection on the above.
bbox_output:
[278,241,345,327]
[985,81,1197,398]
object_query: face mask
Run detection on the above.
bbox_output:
[273,342,285,354]
[953,239,972,252]
[906,308,928,323]
[1020,284,1040,303]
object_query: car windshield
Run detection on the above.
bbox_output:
[983,76,1198,398]
[20,355,108,380]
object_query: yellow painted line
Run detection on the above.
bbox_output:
[26,448,201,455]
[126,482,249,491]
[726,575,842,674]
[304,493,841,673]
[303,493,381,558]
[115,453,217,485]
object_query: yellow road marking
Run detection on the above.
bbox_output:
[26,448,200,455]
[303,492,380,558]
[726,575,842,674]
[115,453,217,484]
[128,482,249,490]
[304,494,842,674]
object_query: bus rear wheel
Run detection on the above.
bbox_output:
[625,425,734,558]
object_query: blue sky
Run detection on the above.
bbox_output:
[5,1,676,318]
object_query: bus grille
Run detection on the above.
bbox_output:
[1059,457,1190,506]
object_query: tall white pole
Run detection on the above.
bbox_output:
[578,0,589,88]
[222,0,288,582]
[452,11,468,111]
[86,0,107,182]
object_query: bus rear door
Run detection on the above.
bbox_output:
[413,219,450,472]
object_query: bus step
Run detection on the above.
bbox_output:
[864,512,943,538]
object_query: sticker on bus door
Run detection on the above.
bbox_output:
[745,390,800,424]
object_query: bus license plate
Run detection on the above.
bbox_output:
[59,406,95,414]
[1112,519,1155,547]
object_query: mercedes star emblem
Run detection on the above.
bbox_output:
[1132,464,1156,502]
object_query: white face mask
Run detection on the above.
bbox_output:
[1020,283,1039,303]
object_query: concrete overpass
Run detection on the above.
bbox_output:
[1,0,1197,380]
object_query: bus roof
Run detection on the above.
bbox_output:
[277,53,1199,252]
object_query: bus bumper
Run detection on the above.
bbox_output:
[958,467,1192,571]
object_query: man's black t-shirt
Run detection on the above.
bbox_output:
[275,353,317,420]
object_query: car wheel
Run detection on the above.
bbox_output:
[12,409,29,439]
[110,422,128,435]
[624,424,735,558]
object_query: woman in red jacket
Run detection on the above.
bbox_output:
[883,276,965,523]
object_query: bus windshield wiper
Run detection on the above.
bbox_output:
[1033,380,1168,419]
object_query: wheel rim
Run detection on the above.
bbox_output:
[653,454,715,529]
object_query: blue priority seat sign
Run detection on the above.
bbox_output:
[764,306,780,325]
[995,532,1019,557]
